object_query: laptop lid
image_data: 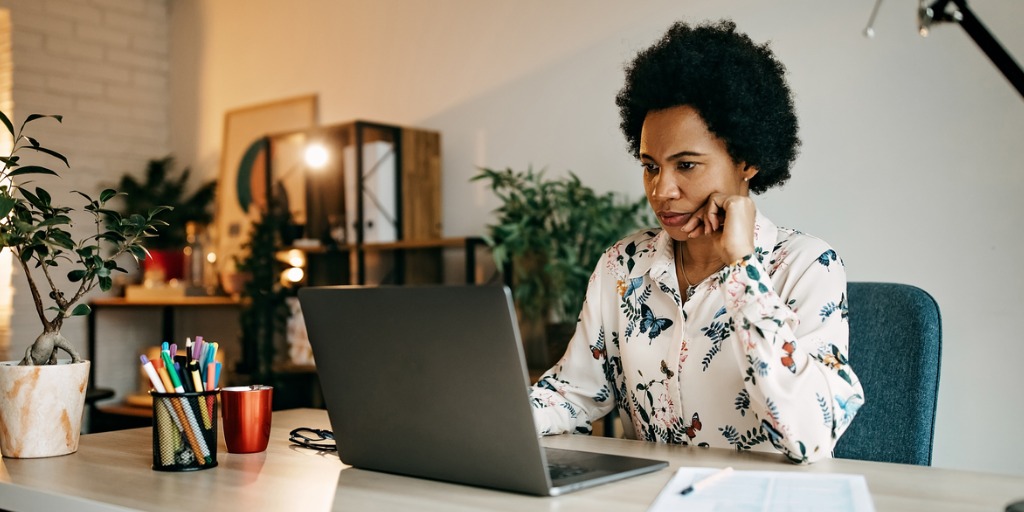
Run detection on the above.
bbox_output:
[298,284,667,496]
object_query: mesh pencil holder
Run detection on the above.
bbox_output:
[150,389,220,471]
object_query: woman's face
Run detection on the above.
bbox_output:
[639,105,751,240]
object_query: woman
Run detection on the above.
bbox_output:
[529,20,864,464]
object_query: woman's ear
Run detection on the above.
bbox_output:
[742,164,759,183]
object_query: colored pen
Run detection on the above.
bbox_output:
[160,351,185,393]
[140,355,167,393]
[680,467,734,496]
[152,356,207,465]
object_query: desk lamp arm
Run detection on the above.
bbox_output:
[920,0,1024,99]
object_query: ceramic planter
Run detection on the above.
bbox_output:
[0,360,90,458]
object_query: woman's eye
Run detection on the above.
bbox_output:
[641,162,659,173]
[677,161,697,171]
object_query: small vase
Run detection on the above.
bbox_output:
[0,360,90,458]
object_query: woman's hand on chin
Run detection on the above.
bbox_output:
[679,192,757,263]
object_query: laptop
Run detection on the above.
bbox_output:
[298,284,668,496]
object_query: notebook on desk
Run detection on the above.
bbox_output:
[298,284,668,496]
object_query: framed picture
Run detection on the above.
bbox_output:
[215,94,318,279]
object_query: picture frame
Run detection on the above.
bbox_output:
[215,94,318,281]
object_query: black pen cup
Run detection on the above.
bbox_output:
[150,389,220,471]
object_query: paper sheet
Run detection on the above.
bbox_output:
[646,467,875,512]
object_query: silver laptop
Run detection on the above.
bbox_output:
[298,284,668,496]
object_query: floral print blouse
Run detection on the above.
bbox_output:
[529,212,864,463]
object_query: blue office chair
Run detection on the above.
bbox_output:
[833,282,942,466]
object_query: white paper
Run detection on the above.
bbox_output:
[646,467,875,512]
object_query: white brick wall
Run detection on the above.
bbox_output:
[0,0,170,363]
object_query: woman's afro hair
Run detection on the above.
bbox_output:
[615,20,800,194]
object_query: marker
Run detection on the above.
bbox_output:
[140,355,167,393]
[160,351,184,393]
[680,467,733,496]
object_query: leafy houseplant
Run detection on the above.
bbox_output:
[0,112,167,458]
[115,157,215,283]
[473,167,651,368]
[236,195,292,385]
[116,156,215,250]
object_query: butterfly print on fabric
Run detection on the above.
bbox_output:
[817,249,837,270]
[639,303,673,341]
[685,412,702,441]
[781,340,797,373]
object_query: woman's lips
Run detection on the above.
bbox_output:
[658,212,692,227]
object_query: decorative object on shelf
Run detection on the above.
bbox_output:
[473,167,652,369]
[217,94,318,287]
[0,111,168,458]
[115,156,216,285]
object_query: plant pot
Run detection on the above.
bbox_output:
[0,360,90,458]
[144,248,185,282]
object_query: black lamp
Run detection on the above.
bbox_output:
[864,0,1024,100]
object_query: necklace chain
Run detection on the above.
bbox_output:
[674,242,697,299]
[674,241,727,300]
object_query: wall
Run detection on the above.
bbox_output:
[168,0,1019,476]
[0,0,177,405]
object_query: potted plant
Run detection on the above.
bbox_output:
[473,167,651,369]
[115,156,216,282]
[0,112,167,458]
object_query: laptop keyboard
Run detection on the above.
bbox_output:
[548,463,591,481]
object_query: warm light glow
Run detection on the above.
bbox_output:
[206,251,217,264]
[286,249,305,268]
[283,266,305,283]
[304,143,329,169]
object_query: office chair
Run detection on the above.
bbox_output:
[833,282,942,466]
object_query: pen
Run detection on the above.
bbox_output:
[160,351,185,393]
[680,467,733,496]
[140,355,167,393]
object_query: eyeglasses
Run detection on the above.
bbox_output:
[288,427,337,452]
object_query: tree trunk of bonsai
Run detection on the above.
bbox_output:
[20,330,82,366]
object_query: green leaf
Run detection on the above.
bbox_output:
[746,264,760,281]
[0,111,13,137]
[19,188,46,210]
[67,269,87,282]
[0,196,15,219]
[24,145,69,168]
[8,165,59,178]
[70,304,91,316]
[99,276,112,291]
[128,245,148,261]
[35,187,51,206]
[99,188,117,203]
[19,114,62,133]
[37,215,72,228]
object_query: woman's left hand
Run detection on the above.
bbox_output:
[680,193,757,263]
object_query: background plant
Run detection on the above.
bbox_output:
[0,112,168,366]
[115,156,215,249]
[473,167,652,324]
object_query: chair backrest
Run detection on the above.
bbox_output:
[833,282,942,466]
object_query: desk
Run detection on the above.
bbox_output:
[1,409,1021,512]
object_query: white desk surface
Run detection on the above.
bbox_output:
[1,408,1021,512]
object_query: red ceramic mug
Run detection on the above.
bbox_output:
[221,385,273,454]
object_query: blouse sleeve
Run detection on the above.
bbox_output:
[718,248,864,463]
[529,258,615,436]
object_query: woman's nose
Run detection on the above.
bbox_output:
[652,174,680,199]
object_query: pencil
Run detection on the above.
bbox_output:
[680,467,733,496]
